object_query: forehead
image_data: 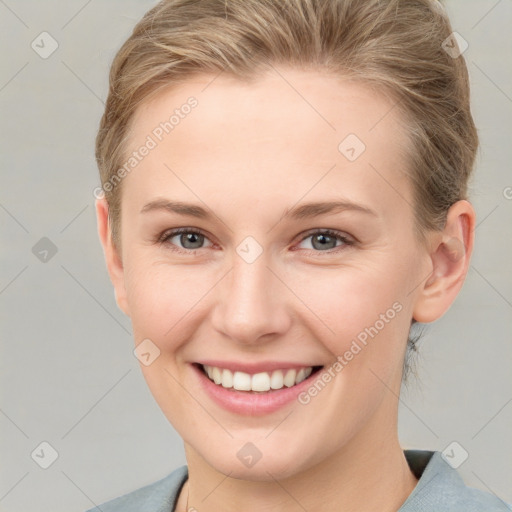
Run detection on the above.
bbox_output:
[124,68,412,220]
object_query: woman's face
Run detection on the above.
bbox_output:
[106,68,434,480]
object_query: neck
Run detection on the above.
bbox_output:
[178,409,418,512]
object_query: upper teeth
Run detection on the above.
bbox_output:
[203,365,313,392]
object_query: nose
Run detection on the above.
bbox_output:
[210,249,291,345]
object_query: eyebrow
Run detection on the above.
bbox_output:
[140,199,377,220]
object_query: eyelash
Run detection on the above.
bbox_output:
[157,227,354,256]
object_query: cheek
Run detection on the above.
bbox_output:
[290,264,409,358]
[287,268,410,440]
[123,259,215,347]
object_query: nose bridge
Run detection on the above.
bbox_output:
[212,244,289,344]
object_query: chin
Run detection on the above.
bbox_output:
[196,441,317,482]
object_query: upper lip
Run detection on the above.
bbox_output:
[194,360,323,374]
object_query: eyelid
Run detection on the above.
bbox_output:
[296,228,355,245]
[158,227,214,250]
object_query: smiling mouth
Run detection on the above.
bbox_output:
[196,363,323,393]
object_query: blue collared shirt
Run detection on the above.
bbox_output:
[86,450,510,511]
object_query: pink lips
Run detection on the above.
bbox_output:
[191,362,322,416]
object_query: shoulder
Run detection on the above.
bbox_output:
[400,450,510,512]
[84,465,188,512]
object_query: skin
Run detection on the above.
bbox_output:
[97,67,475,512]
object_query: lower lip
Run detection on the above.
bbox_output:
[191,364,322,416]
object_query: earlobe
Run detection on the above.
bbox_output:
[412,200,475,323]
[95,198,130,316]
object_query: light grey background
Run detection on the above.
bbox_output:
[1,1,511,511]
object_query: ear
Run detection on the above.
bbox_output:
[96,198,130,316]
[412,200,475,323]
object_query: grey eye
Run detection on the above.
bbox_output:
[173,232,206,250]
[298,232,346,251]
